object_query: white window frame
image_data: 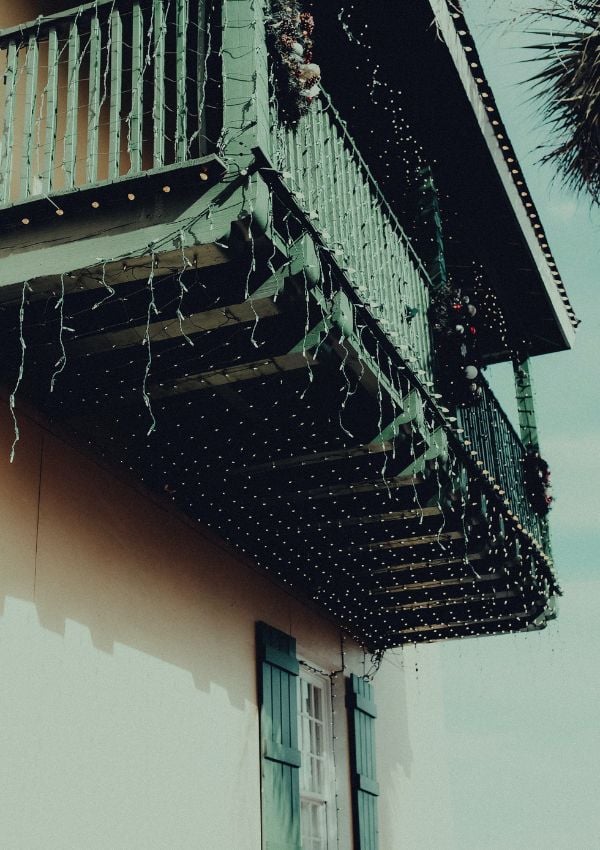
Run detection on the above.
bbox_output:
[297,664,338,850]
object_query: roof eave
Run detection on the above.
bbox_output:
[429,0,577,351]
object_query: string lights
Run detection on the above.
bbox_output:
[0,0,562,652]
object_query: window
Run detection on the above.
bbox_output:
[298,668,336,850]
[257,624,378,850]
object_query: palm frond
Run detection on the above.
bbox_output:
[526,0,600,203]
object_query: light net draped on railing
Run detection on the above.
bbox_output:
[271,95,434,383]
[458,378,546,545]
[0,0,210,206]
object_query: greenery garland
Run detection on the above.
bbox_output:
[266,0,321,125]
[432,291,483,406]
[524,451,553,516]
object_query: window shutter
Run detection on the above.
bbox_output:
[348,674,380,850]
[256,622,302,850]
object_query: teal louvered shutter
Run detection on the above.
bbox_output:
[256,622,302,850]
[347,674,380,850]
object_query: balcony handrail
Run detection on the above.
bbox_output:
[458,373,548,544]
[480,371,524,450]
[0,0,212,208]
[319,90,435,292]
[0,0,118,46]
[271,94,435,381]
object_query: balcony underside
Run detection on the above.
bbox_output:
[0,176,557,649]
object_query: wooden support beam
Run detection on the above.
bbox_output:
[150,352,317,397]
[384,589,517,613]
[389,611,530,638]
[352,530,463,552]
[399,427,448,477]
[372,571,505,596]
[293,474,422,501]
[71,296,281,354]
[234,440,395,475]
[318,506,442,529]
[233,410,419,476]
[24,243,230,301]
[371,553,484,576]
[328,327,415,418]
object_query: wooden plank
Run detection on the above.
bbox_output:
[129,3,144,174]
[20,36,39,199]
[0,41,18,204]
[150,352,317,398]
[353,530,463,552]
[71,296,281,354]
[389,611,529,638]
[152,0,166,167]
[371,552,484,576]
[42,28,59,195]
[294,475,422,501]
[414,618,543,644]
[384,589,517,613]
[375,573,507,597]
[234,441,397,475]
[64,21,80,189]
[108,10,123,179]
[195,0,207,156]
[318,506,442,528]
[28,243,230,298]
[372,570,504,596]
[175,0,188,161]
[86,15,101,184]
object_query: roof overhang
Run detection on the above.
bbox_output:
[429,0,576,351]
[311,0,577,358]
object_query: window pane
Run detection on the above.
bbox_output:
[312,685,323,721]
[301,800,327,850]
[298,672,333,849]
[314,720,323,754]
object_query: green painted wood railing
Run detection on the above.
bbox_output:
[271,94,435,384]
[0,0,209,205]
[457,377,550,549]
[271,98,551,555]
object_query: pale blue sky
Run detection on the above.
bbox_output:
[432,3,600,848]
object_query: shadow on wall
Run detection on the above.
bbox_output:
[0,401,423,846]
[0,402,302,710]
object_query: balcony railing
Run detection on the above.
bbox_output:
[268,96,552,556]
[0,0,210,206]
[458,378,549,548]
[271,94,434,384]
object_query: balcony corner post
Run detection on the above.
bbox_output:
[513,357,539,451]
[222,0,272,235]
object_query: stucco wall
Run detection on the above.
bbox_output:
[0,399,457,849]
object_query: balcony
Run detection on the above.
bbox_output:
[0,0,216,211]
[0,0,558,648]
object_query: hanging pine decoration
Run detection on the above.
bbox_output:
[524,451,553,516]
[431,291,483,406]
[266,0,321,125]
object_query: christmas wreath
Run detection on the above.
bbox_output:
[266,1,321,125]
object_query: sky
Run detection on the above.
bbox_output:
[426,3,600,848]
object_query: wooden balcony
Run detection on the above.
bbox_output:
[0,0,214,209]
[0,0,558,648]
